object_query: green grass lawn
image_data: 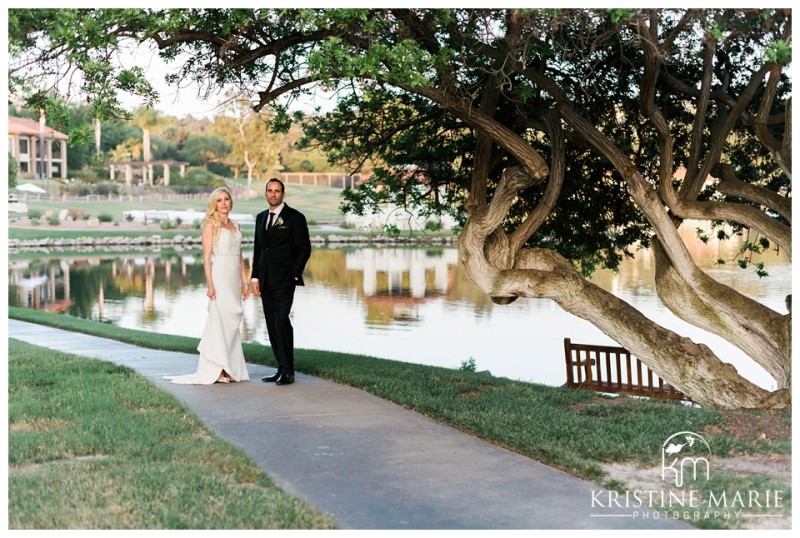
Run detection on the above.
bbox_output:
[7,338,336,529]
[9,181,458,244]
[12,182,346,225]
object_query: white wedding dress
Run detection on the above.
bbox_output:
[164,224,250,384]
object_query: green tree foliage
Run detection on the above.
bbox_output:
[8,153,19,188]
[280,123,341,173]
[148,135,178,162]
[211,94,282,188]
[170,166,225,190]
[99,118,141,154]
[60,106,96,172]
[177,135,232,174]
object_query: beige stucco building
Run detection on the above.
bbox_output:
[8,115,68,180]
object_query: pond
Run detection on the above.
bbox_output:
[9,226,789,390]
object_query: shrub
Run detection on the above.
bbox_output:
[73,169,102,184]
[383,224,401,238]
[459,357,477,372]
[98,213,114,223]
[67,209,89,221]
[160,220,177,230]
[169,184,218,195]
[8,153,18,188]
[424,219,443,232]
[171,167,221,187]
[94,183,120,196]
[47,215,60,226]
[27,209,43,220]
[75,184,93,196]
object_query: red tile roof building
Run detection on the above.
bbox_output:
[8,116,69,180]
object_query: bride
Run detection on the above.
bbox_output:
[164,187,251,384]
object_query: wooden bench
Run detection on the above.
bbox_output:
[564,338,688,400]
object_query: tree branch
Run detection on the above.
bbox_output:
[508,112,565,254]
[716,163,792,224]
[494,247,775,408]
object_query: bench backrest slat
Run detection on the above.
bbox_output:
[564,338,687,400]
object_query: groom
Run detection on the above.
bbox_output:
[251,178,312,386]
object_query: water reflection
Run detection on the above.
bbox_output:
[9,225,789,391]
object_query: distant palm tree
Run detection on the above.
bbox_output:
[132,107,160,183]
[94,117,102,158]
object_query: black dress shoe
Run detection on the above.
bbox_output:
[261,370,282,382]
[275,373,295,385]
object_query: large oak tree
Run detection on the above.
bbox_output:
[8,8,791,409]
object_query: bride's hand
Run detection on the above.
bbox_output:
[242,283,251,300]
[207,285,216,300]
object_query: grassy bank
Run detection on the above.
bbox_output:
[8,183,458,243]
[8,308,792,529]
[11,182,345,224]
[6,225,455,243]
[7,338,336,529]
[8,227,202,241]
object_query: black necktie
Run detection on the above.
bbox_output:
[267,212,275,231]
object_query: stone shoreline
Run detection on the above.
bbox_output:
[9,233,458,250]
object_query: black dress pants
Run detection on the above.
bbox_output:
[261,283,296,374]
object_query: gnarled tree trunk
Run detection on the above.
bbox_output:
[457,127,789,410]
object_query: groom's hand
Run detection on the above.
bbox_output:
[251,280,261,297]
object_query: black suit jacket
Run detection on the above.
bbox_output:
[251,204,312,290]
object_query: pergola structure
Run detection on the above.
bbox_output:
[108,160,190,186]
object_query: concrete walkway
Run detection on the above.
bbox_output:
[9,320,688,530]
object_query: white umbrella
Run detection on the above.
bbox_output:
[15,182,47,194]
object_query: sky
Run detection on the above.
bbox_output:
[116,42,336,120]
[117,44,241,120]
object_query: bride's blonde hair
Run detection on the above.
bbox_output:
[204,187,234,241]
